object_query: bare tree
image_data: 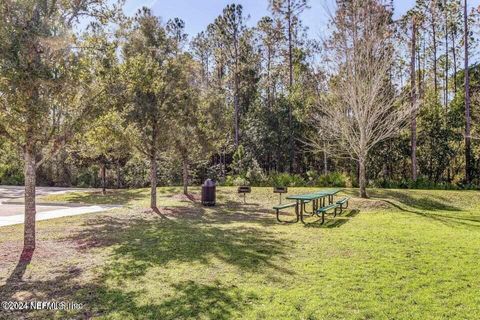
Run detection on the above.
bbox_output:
[313,0,412,198]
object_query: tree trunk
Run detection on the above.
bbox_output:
[150,120,158,209]
[101,163,106,195]
[452,31,458,94]
[267,47,273,111]
[464,0,472,184]
[359,157,368,198]
[432,12,438,95]
[24,145,36,251]
[234,80,240,147]
[410,19,418,181]
[323,142,328,176]
[183,157,188,195]
[234,30,240,147]
[221,148,226,182]
[417,40,422,99]
[116,164,122,189]
[150,154,157,209]
[287,0,295,173]
[444,6,449,109]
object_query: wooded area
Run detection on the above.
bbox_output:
[0,0,479,249]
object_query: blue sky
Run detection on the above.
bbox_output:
[121,0,417,38]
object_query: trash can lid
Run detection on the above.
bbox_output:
[204,179,216,187]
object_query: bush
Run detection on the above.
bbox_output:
[246,159,266,185]
[0,163,24,185]
[309,171,348,187]
[223,175,250,186]
[0,141,24,185]
[74,167,99,188]
[268,172,306,187]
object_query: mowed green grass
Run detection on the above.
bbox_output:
[1,187,480,319]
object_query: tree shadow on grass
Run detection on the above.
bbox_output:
[67,214,293,280]
[0,265,89,320]
[208,200,275,225]
[382,199,480,229]
[1,248,34,292]
[1,264,253,319]
[52,188,147,206]
[89,280,258,320]
[368,189,461,212]
[0,213,291,319]
[303,209,360,229]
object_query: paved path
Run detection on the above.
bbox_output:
[0,186,119,227]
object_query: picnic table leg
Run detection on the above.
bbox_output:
[300,200,307,224]
[276,209,282,223]
[276,207,299,223]
[293,200,300,223]
[312,199,317,214]
[338,199,348,214]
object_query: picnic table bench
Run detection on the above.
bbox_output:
[273,188,349,224]
[273,202,298,223]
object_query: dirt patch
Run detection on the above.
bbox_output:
[0,240,79,268]
[171,193,201,202]
[351,198,392,211]
[159,206,204,219]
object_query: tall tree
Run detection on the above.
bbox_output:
[211,4,247,147]
[169,54,209,195]
[431,0,439,95]
[256,16,283,111]
[463,0,472,183]
[0,0,117,251]
[269,0,309,172]
[191,31,213,85]
[120,8,178,210]
[410,12,419,181]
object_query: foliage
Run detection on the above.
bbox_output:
[309,171,349,188]
[417,89,457,183]
[267,172,305,187]
[0,141,23,185]
[0,0,479,193]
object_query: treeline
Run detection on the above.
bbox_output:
[1,0,479,196]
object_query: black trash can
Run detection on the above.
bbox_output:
[201,179,216,206]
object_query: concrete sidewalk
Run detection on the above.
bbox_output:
[0,185,120,227]
[0,205,120,227]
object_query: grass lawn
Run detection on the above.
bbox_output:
[1,187,480,319]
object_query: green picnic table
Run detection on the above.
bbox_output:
[273,188,343,224]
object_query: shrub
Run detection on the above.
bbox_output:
[246,159,266,186]
[224,175,250,186]
[268,172,306,187]
[315,172,348,187]
[0,163,24,185]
